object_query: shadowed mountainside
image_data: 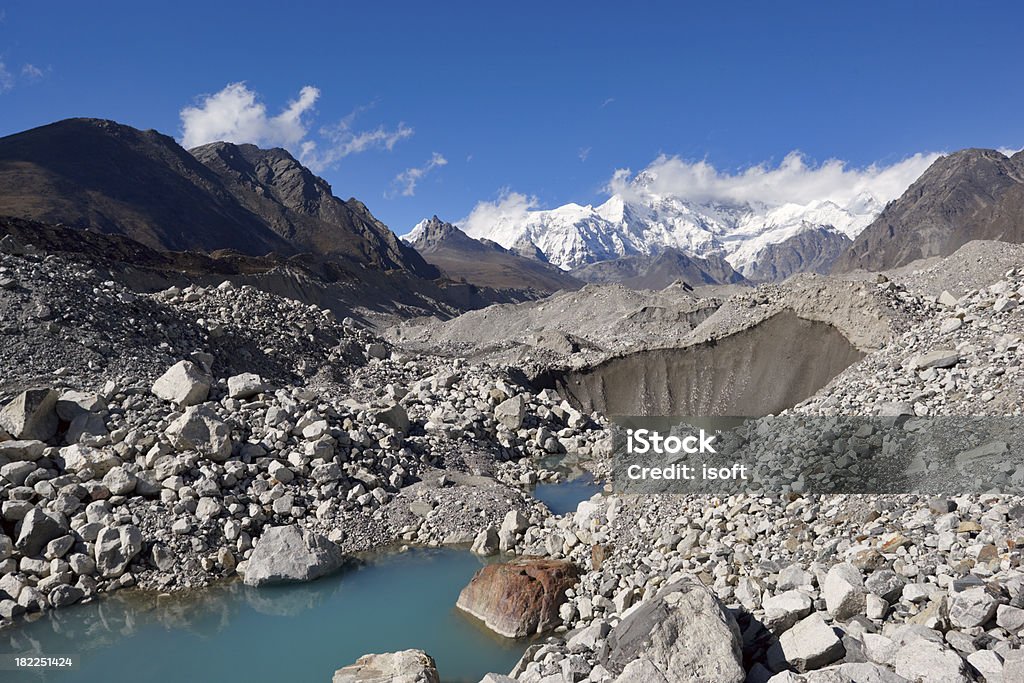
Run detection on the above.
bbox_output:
[834,148,1024,272]
[0,118,436,277]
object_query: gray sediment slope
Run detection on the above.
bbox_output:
[549,310,864,416]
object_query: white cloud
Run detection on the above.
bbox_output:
[21,63,44,80]
[304,114,413,171]
[460,189,540,235]
[601,97,615,108]
[579,146,591,162]
[180,82,318,149]
[0,62,13,93]
[179,82,412,171]
[390,153,448,197]
[607,150,943,208]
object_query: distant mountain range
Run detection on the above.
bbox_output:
[0,118,436,277]
[833,148,1024,272]
[459,172,881,279]
[2,117,1021,296]
[404,216,581,293]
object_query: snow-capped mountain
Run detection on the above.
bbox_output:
[458,172,885,278]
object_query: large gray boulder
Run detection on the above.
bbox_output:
[152,361,211,406]
[768,612,845,673]
[823,563,866,621]
[16,508,67,557]
[243,525,345,586]
[60,443,121,476]
[55,390,107,421]
[227,373,267,400]
[0,440,46,462]
[603,580,744,683]
[494,395,527,430]
[332,650,439,683]
[94,525,144,578]
[165,405,232,461]
[0,389,58,441]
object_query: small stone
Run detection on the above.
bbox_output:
[48,584,84,608]
[910,349,960,370]
[500,509,529,535]
[495,395,527,430]
[763,590,813,633]
[102,466,137,496]
[16,508,67,557]
[93,525,143,578]
[268,460,294,484]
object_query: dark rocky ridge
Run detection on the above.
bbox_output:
[0,217,537,327]
[0,118,435,277]
[405,216,581,294]
[834,148,1024,272]
[190,142,434,276]
[570,248,746,290]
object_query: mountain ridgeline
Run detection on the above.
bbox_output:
[0,118,436,277]
[404,216,582,294]
[834,148,1024,272]
[1,117,1022,296]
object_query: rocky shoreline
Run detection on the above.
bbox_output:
[3,233,1024,681]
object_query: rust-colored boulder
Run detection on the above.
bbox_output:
[456,557,579,638]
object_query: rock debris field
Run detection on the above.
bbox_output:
[3,233,1024,683]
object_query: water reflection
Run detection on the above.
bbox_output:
[0,548,530,683]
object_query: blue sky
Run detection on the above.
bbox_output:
[2,1,1023,233]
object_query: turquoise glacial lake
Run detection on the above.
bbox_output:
[0,548,532,683]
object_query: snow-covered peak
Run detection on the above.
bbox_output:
[460,178,887,276]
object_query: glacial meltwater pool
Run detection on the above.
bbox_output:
[0,548,531,683]
[532,472,604,516]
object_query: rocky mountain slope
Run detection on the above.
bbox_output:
[0,216,539,325]
[570,247,746,289]
[463,175,882,278]
[404,216,581,294]
[835,148,1024,272]
[191,141,433,275]
[742,226,852,282]
[0,118,434,276]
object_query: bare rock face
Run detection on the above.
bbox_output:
[0,388,58,441]
[603,580,745,683]
[332,650,440,683]
[242,525,345,586]
[834,148,1024,272]
[456,558,579,638]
